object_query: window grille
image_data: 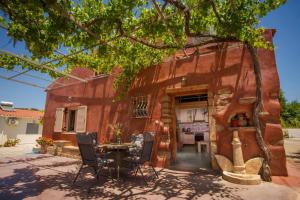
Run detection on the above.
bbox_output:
[131,96,149,118]
[26,123,39,134]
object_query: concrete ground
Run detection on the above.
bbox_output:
[1,130,300,200]
[285,129,300,138]
[0,154,298,200]
[0,143,36,158]
[272,136,300,194]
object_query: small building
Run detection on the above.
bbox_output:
[43,29,287,176]
[0,101,44,145]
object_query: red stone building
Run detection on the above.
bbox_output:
[43,29,287,176]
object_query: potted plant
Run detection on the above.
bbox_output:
[109,123,123,144]
[230,114,239,127]
[36,137,53,154]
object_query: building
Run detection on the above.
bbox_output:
[0,101,44,145]
[43,29,287,176]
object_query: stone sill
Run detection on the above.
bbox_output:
[228,127,256,132]
[61,132,77,135]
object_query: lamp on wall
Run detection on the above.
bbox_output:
[68,96,72,102]
[159,121,164,127]
[181,76,187,87]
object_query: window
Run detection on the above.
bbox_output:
[26,123,39,134]
[54,106,87,133]
[67,110,76,132]
[131,96,149,118]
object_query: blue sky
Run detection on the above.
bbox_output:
[0,1,299,110]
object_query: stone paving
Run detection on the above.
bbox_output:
[0,143,36,158]
[0,154,298,200]
[272,137,300,194]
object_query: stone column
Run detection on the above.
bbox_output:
[232,130,246,174]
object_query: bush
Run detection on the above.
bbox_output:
[280,90,300,128]
[3,138,20,147]
[36,137,53,146]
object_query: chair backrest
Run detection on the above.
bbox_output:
[132,133,144,149]
[140,132,155,163]
[87,132,98,146]
[76,133,98,166]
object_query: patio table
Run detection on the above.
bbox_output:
[98,143,135,179]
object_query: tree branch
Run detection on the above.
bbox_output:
[166,0,219,38]
[210,0,224,24]
[124,34,179,49]
[248,44,272,182]
[151,0,165,19]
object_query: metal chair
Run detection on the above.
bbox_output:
[73,133,114,185]
[128,133,144,156]
[123,132,159,183]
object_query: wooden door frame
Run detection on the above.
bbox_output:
[165,84,217,168]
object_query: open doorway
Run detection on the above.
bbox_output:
[170,94,211,171]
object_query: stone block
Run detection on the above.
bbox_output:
[53,140,72,148]
[161,113,172,118]
[217,93,232,99]
[161,102,171,109]
[222,171,261,185]
[161,108,171,114]
[47,146,57,155]
[161,95,171,103]
[159,141,170,151]
[217,88,232,95]
[216,124,224,132]
[245,157,263,174]
[216,99,230,106]
[264,123,283,145]
[269,145,288,176]
[215,154,233,172]
[238,97,256,105]
[161,118,172,123]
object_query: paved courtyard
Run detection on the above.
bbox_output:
[0,143,36,158]
[0,154,298,200]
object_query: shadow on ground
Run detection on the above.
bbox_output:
[0,155,244,200]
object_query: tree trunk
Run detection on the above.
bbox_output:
[248,44,272,182]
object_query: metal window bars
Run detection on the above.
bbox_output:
[131,96,149,118]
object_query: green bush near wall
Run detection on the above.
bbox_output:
[280,90,300,128]
[3,138,20,147]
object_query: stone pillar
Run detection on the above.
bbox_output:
[208,91,218,169]
[232,130,246,174]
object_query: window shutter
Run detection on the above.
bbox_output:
[54,108,64,132]
[75,106,87,133]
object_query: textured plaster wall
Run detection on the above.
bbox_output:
[43,29,287,176]
[0,117,42,144]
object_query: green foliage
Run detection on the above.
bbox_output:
[3,138,20,147]
[280,90,300,128]
[109,123,123,137]
[0,0,286,91]
[36,137,54,146]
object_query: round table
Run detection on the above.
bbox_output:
[98,143,135,179]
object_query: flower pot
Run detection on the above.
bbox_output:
[116,136,122,144]
[40,145,48,154]
[231,119,239,127]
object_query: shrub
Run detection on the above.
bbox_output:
[36,137,53,146]
[4,138,20,147]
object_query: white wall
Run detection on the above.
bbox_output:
[0,117,42,145]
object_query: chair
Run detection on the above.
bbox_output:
[87,132,113,159]
[124,132,159,183]
[73,133,114,185]
[128,133,144,156]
